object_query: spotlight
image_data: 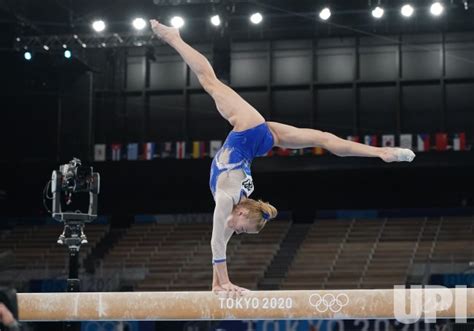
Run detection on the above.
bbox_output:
[319,7,331,20]
[64,50,72,59]
[132,17,147,30]
[24,51,32,61]
[170,16,185,28]
[401,4,414,17]
[430,2,444,16]
[82,43,87,48]
[210,15,221,26]
[43,45,49,51]
[15,37,20,42]
[372,6,384,18]
[92,20,106,32]
[464,0,469,10]
[62,44,67,49]
[250,12,263,24]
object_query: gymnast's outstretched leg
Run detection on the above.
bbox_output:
[267,121,415,162]
[150,19,264,132]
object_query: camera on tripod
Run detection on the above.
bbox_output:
[49,158,100,249]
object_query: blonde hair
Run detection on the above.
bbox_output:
[237,198,278,232]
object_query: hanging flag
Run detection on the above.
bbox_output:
[417,134,431,152]
[400,134,413,149]
[111,144,122,161]
[199,141,207,158]
[313,147,325,155]
[160,142,173,159]
[94,144,106,162]
[176,141,186,159]
[435,133,448,151]
[347,135,360,143]
[303,147,314,155]
[127,143,139,160]
[364,135,378,147]
[290,149,304,156]
[453,133,466,151]
[209,140,222,158]
[275,147,291,157]
[143,142,156,160]
[382,134,395,147]
[192,141,201,159]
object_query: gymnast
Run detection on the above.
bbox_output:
[150,20,415,297]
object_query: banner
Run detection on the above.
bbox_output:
[382,134,395,147]
[364,135,378,147]
[453,133,466,151]
[209,140,222,158]
[94,144,106,162]
[417,134,431,152]
[143,142,156,160]
[127,143,139,160]
[176,141,186,159]
[110,144,122,161]
[347,135,360,142]
[399,134,413,149]
[435,133,448,151]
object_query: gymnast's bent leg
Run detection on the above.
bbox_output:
[267,121,415,163]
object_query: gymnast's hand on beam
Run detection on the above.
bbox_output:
[149,19,180,44]
[214,282,249,298]
[379,147,416,163]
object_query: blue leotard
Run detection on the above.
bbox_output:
[209,122,274,199]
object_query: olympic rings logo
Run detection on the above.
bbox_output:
[308,293,350,313]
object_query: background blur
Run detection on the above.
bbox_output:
[0,1,474,330]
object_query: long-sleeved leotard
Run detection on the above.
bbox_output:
[209,122,274,264]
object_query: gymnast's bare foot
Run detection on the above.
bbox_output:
[149,19,180,44]
[379,147,416,163]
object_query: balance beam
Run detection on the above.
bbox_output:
[18,289,474,321]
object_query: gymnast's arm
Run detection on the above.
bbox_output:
[211,191,235,288]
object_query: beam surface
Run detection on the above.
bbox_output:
[18,289,474,321]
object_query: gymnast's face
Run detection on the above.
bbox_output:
[226,207,258,234]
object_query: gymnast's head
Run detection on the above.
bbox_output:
[226,198,278,234]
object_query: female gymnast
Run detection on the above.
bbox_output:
[150,20,415,297]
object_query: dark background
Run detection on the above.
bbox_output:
[0,0,473,219]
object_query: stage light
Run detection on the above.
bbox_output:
[43,45,49,51]
[92,20,106,32]
[430,2,444,16]
[64,50,71,59]
[132,18,147,30]
[170,16,185,28]
[210,15,221,26]
[15,37,20,42]
[62,44,67,49]
[401,4,414,17]
[319,7,331,20]
[24,51,32,60]
[372,6,384,18]
[250,12,263,24]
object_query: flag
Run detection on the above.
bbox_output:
[364,135,378,147]
[275,147,291,157]
[313,147,325,155]
[127,143,139,160]
[303,147,314,155]
[453,133,466,151]
[176,141,186,159]
[209,140,222,158]
[435,133,448,151]
[382,134,395,147]
[417,134,431,152]
[290,149,304,156]
[347,135,360,142]
[200,141,207,158]
[192,141,203,159]
[143,142,156,160]
[111,144,122,161]
[400,134,413,149]
[160,142,173,159]
[94,144,106,162]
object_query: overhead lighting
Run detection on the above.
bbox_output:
[92,20,106,32]
[319,7,331,20]
[15,37,20,42]
[132,17,147,30]
[43,45,49,51]
[210,15,221,26]
[24,51,32,61]
[430,2,444,16]
[64,50,72,59]
[62,44,67,49]
[250,12,263,24]
[401,4,414,17]
[372,6,384,18]
[170,16,185,28]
